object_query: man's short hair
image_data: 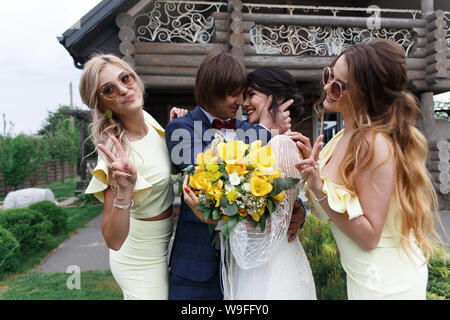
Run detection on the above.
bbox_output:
[194,52,247,111]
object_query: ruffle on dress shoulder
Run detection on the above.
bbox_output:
[321,176,364,220]
[84,156,152,206]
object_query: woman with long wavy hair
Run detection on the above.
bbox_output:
[80,54,186,299]
[297,38,441,299]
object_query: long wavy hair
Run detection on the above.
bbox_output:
[316,38,440,261]
[79,54,145,170]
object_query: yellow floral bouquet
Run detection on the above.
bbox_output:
[173,134,299,237]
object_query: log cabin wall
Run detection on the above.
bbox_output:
[59,0,449,204]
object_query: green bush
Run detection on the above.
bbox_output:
[427,244,449,300]
[29,201,67,235]
[299,214,347,300]
[76,192,101,206]
[0,226,21,275]
[0,208,52,255]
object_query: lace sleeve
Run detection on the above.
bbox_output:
[228,135,303,269]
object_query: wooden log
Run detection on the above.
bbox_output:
[412,28,428,37]
[425,10,445,22]
[426,17,447,32]
[135,42,227,55]
[430,139,450,151]
[426,51,450,65]
[430,150,450,161]
[412,79,450,92]
[431,171,450,183]
[426,28,447,43]
[426,61,448,76]
[429,161,450,173]
[410,47,427,59]
[416,37,427,48]
[135,54,206,67]
[119,27,135,42]
[426,39,448,56]
[135,66,198,77]
[119,41,135,56]
[115,13,133,28]
[438,183,449,195]
[140,75,195,89]
[242,14,427,29]
[245,55,334,69]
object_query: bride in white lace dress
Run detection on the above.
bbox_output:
[222,132,316,299]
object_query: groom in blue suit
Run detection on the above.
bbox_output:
[165,52,301,299]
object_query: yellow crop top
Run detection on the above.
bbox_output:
[85,111,174,219]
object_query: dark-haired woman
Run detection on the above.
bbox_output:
[298,38,439,299]
[219,67,317,300]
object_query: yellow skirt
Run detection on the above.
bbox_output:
[109,215,173,300]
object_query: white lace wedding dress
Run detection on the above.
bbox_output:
[221,135,317,300]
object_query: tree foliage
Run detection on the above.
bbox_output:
[0,134,43,189]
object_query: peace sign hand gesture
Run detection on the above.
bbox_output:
[295,135,324,194]
[96,136,137,194]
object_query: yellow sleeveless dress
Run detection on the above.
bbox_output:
[304,130,428,300]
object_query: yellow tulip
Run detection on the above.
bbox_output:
[218,140,248,164]
[272,190,285,203]
[250,205,265,222]
[189,171,211,191]
[250,172,273,197]
[238,208,248,217]
[266,168,281,183]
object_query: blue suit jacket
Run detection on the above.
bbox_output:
[165,107,271,282]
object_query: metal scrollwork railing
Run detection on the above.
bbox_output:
[250,25,415,56]
[242,3,422,19]
[134,0,227,44]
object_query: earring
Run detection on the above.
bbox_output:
[105,109,114,126]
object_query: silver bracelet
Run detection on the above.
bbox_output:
[314,194,328,203]
[113,199,134,210]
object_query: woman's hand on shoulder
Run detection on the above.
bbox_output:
[169,107,188,121]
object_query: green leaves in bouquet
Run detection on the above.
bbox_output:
[221,215,239,238]
[169,173,183,194]
[195,202,212,222]
[269,177,300,197]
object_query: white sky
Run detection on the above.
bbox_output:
[0,0,102,135]
[0,0,448,135]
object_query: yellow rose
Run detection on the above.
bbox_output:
[266,168,281,183]
[272,190,285,203]
[225,163,248,176]
[218,140,248,164]
[250,172,273,197]
[196,149,217,167]
[189,171,211,191]
[207,179,224,207]
[247,143,276,173]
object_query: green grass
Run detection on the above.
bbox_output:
[37,176,80,199]
[0,204,104,281]
[0,270,121,300]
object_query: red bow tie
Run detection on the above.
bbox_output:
[212,119,236,130]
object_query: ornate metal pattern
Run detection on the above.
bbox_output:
[250,25,415,56]
[242,3,421,19]
[134,0,227,43]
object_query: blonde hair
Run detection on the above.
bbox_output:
[79,54,145,174]
[316,39,441,262]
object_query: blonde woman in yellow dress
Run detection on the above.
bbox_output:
[297,39,440,300]
[80,54,186,300]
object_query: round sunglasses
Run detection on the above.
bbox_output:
[98,72,136,100]
[322,67,346,100]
